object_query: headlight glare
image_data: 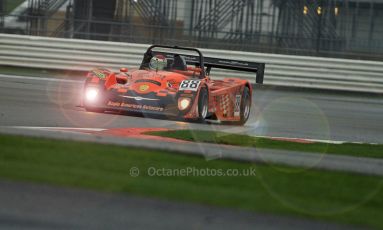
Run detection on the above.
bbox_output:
[178,97,191,110]
[85,87,99,102]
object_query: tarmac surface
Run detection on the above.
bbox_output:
[0,180,367,230]
[0,73,382,144]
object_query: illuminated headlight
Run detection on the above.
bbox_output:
[85,87,99,102]
[178,98,191,111]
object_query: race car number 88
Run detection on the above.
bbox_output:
[179,80,201,91]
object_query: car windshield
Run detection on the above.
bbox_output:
[140,47,204,78]
[142,54,202,77]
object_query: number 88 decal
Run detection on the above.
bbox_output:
[179,80,201,91]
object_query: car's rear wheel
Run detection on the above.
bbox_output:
[198,87,209,122]
[225,86,251,126]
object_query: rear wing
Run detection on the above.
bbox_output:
[143,45,265,84]
[204,57,265,84]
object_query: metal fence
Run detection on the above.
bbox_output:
[0,0,383,60]
[1,33,383,93]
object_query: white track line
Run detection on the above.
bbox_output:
[10,126,106,132]
[2,126,383,177]
[0,74,81,83]
[7,126,380,145]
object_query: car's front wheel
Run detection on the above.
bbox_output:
[198,87,209,122]
[84,106,104,113]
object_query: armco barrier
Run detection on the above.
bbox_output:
[1,33,383,93]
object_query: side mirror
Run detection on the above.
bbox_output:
[120,68,128,73]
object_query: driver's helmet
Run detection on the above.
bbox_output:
[149,54,167,70]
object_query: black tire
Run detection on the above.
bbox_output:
[84,106,104,113]
[198,87,209,122]
[226,87,251,126]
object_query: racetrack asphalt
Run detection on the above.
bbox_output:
[0,73,382,144]
[0,180,366,230]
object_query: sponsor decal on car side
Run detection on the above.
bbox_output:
[91,70,106,79]
[107,101,164,112]
[234,94,241,117]
[139,84,150,92]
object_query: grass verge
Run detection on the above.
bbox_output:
[0,134,383,229]
[147,130,383,159]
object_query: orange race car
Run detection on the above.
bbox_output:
[82,45,265,125]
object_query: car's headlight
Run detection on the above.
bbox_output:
[85,87,99,102]
[178,97,191,110]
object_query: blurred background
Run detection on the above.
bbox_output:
[0,0,382,60]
